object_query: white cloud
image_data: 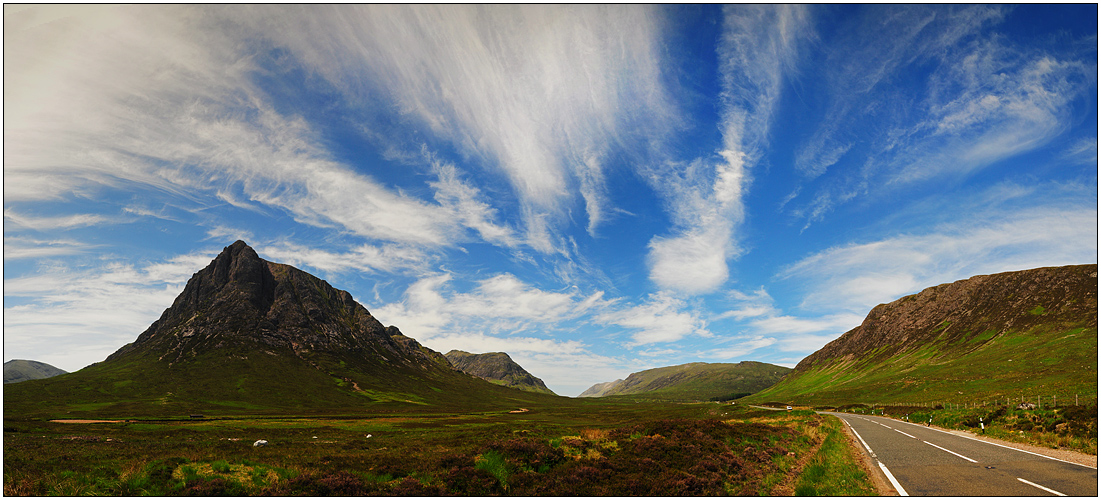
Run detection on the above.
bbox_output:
[786,5,1093,228]
[593,292,710,346]
[3,249,218,372]
[645,6,811,295]
[2,5,521,253]
[374,272,607,343]
[3,237,96,260]
[780,204,1097,314]
[258,240,431,276]
[700,336,777,360]
[239,5,677,252]
[3,210,117,231]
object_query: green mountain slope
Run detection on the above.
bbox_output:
[580,361,791,402]
[748,264,1098,406]
[4,360,68,384]
[3,241,561,418]
[444,350,555,394]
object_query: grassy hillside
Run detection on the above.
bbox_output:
[750,325,1097,406]
[748,265,1097,406]
[591,362,791,402]
[3,338,563,420]
[4,360,67,384]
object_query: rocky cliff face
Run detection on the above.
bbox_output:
[444,350,554,395]
[107,240,448,372]
[796,264,1098,372]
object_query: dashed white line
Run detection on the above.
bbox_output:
[893,428,916,439]
[923,440,977,463]
[892,417,1097,470]
[1017,477,1067,496]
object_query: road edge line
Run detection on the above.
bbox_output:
[878,461,909,496]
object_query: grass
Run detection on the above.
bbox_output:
[793,416,876,496]
[748,325,1097,410]
[3,400,878,496]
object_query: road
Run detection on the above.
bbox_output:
[826,412,1097,496]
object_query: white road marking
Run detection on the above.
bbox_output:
[845,419,876,456]
[878,461,909,496]
[893,428,916,439]
[1017,477,1067,496]
[923,440,978,463]
[892,417,1097,470]
[840,416,908,496]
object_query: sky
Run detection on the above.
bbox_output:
[4,4,1097,397]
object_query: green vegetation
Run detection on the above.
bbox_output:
[832,403,1098,455]
[589,361,790,402]
[3,400,877,495]
[792,416,876,496]
[747,325,1097,410]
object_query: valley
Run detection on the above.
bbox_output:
[4,243,1095,495]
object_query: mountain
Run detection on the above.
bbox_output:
[444,350,555,395]
[749,264,1098,405]
[578,379,623,398]
[4,360,67,384]
[4,241,558,418]
[579,362,791,402]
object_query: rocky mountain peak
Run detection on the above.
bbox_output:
[106,241,446,372]
[444,350,554,394]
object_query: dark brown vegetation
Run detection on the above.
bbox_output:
[3,404,871,496]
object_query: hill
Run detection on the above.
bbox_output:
[4,360,67,384]
[3,241,561,418]
[444,350,555,394]
[578,379,623,398]
[748,264,1098,406]
[579,361,791,402]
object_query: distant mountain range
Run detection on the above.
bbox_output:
[444,350,555,395]
[579,361,791,402]
[749,264,1098,405]
[4,241,561,418]
[6,240,1092,416]
[4,360,67,384]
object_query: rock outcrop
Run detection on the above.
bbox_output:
[107,240,446,372]
[444,350,555,395]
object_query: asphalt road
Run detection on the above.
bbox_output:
[825,412,1098,496]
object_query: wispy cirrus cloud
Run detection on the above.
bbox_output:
[2,5,544,256]
[238,5,677,252]
[779,202,1097,314]
[645,5,812,294]
[787,5,1095,228]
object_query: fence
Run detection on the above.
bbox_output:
[856,394,1097,411]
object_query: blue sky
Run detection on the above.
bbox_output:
[4,5,1097,396]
